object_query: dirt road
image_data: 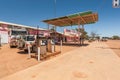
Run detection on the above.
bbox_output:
[105,40,120,57]
[1,42,120,80]
[0,44,79,78]
[0,44,38,78]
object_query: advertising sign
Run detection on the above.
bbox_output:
[64,28,80,36]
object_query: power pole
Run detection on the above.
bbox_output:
[54,0,56,17]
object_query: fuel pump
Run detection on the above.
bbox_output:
[47,39,55,53]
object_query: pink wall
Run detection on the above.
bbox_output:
[28,29,50,36]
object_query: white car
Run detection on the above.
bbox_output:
[23,35,35,52]
[9,37,18,48]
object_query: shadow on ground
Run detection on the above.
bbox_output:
[57,43,89,47]
[96,47,120,50]
[17,51,28,54]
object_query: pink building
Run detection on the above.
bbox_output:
[28,29,49,37]
[0,21,49,43]
[64,28,79,42]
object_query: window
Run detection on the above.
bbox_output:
[26,36,35,41]
[11,30,27,35]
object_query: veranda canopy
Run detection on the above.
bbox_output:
[43,11,98,27]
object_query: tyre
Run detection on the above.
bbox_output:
[10,46,13,48]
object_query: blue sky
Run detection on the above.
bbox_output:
[0,0,120,37]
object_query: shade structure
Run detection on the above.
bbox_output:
[43,11,98,27]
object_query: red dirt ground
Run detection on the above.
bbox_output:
[0,43,80,79]
[105,40,120,57]
[1,40,119,79]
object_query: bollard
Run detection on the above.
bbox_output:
[38,47,40,61]
[60,40,62,53]
[28,45,31,58]
[52,45,55,53]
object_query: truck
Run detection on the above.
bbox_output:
[9,28,27,48]
[17,35,36,52]
[23,35,36,52]
[9,36,18,48]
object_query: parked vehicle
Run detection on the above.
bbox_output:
[9,37,18,48]
[19,35,35,52]
[101,39,107,42]
[9,28,27,48]
[101,37,108,42]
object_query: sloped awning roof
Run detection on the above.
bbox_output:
[0,21,47,31]
[43,11,98,27]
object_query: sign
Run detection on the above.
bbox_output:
[0,31,8,34]
[10,29,27,35]
[64,28,80,36]
[11,30,27,35]
[113,0,120,8]
[0,24,8,31]
[28,29,49,37]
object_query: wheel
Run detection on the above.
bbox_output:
[24,49,28,52]
[10,46,13,48]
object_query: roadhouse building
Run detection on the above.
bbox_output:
[0,21,49,44]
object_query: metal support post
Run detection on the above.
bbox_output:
[82,25,84,45]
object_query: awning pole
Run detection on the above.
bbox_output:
[78,20,81,46]
[82,25,84,45]
[48,24,50,30]
[47,24,50,39]
[54,26,56,51]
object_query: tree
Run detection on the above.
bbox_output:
[76,28,88,39]
[75,28,88,45]
[50,27,55,32]
[90,31,97,40]
[112,35,120,40]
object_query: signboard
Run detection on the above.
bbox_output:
[10,29,27,35]
[28,29,49,37]
[64,28,80,37]
[0,26,8,31]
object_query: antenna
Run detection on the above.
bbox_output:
[54,0,56,17]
